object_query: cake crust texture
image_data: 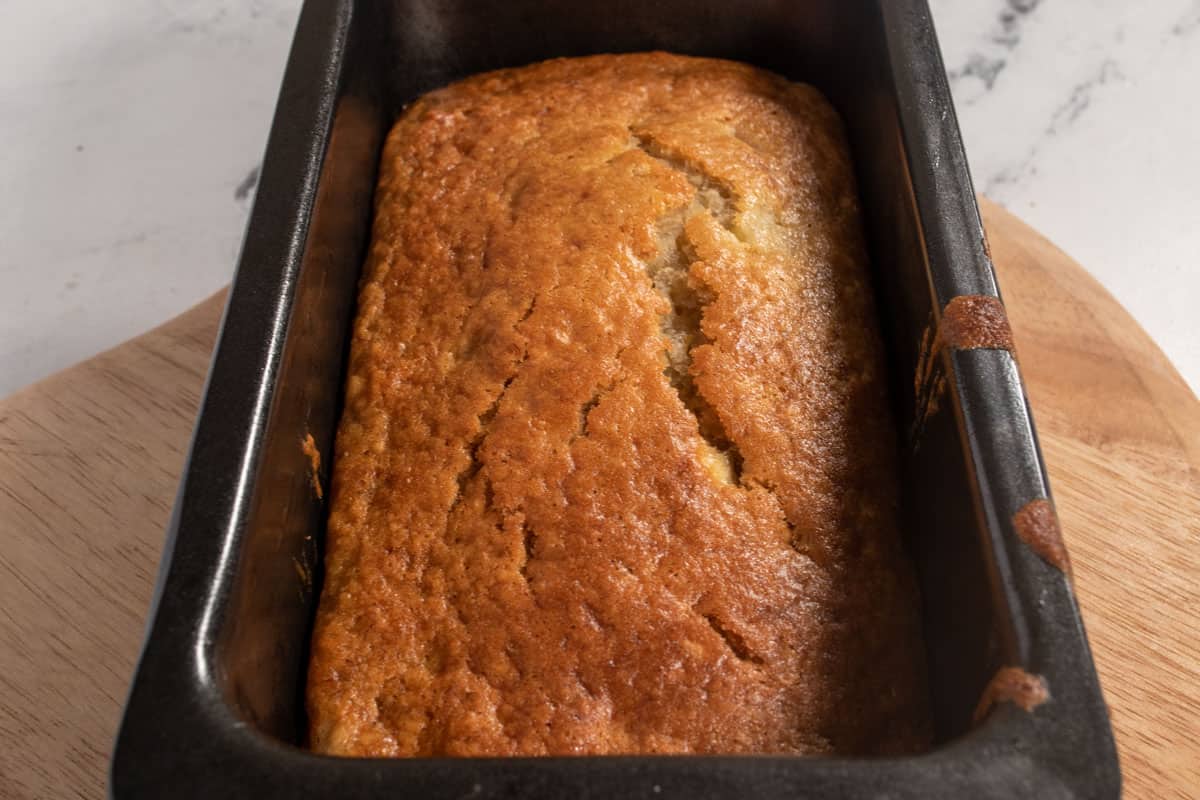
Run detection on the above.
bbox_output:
[307,52,929,757]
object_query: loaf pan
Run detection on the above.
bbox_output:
[111,0,1119,796]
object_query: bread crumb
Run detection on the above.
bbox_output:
[1013,498,1073,580]
[939,295,1014,352]
[973,666,1050,723]
[302,433,323,500]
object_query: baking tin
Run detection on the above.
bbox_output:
[111,0,1119,796]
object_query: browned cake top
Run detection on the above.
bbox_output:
[307,52,929,757]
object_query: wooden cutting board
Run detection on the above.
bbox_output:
[1,198,1196,798]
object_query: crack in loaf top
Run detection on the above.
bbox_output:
[307,52,930,757]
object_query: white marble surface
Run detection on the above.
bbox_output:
[931,0,1200,394]
[3,0,1197,397]
[1,0,302,397]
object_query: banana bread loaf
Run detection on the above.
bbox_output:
[307,52,930,756]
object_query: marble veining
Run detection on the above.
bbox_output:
[2,0,1197,396]
[946,0,1042,100]
[1172,1,1200,36]
[984,58,1124,194]
[234,165,262,203]
[934,0,1199,392]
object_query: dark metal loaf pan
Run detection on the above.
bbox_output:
[111,0,1119,796]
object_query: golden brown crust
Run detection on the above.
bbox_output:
[307,52,929,757]
[973,667,1050,723]
[1013,498,1073,579]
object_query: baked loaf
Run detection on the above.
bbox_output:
[307,52,929,756]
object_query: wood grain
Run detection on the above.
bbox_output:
[983,197,1200,797]
[0,293,225,799]
[1,201,1196,798]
